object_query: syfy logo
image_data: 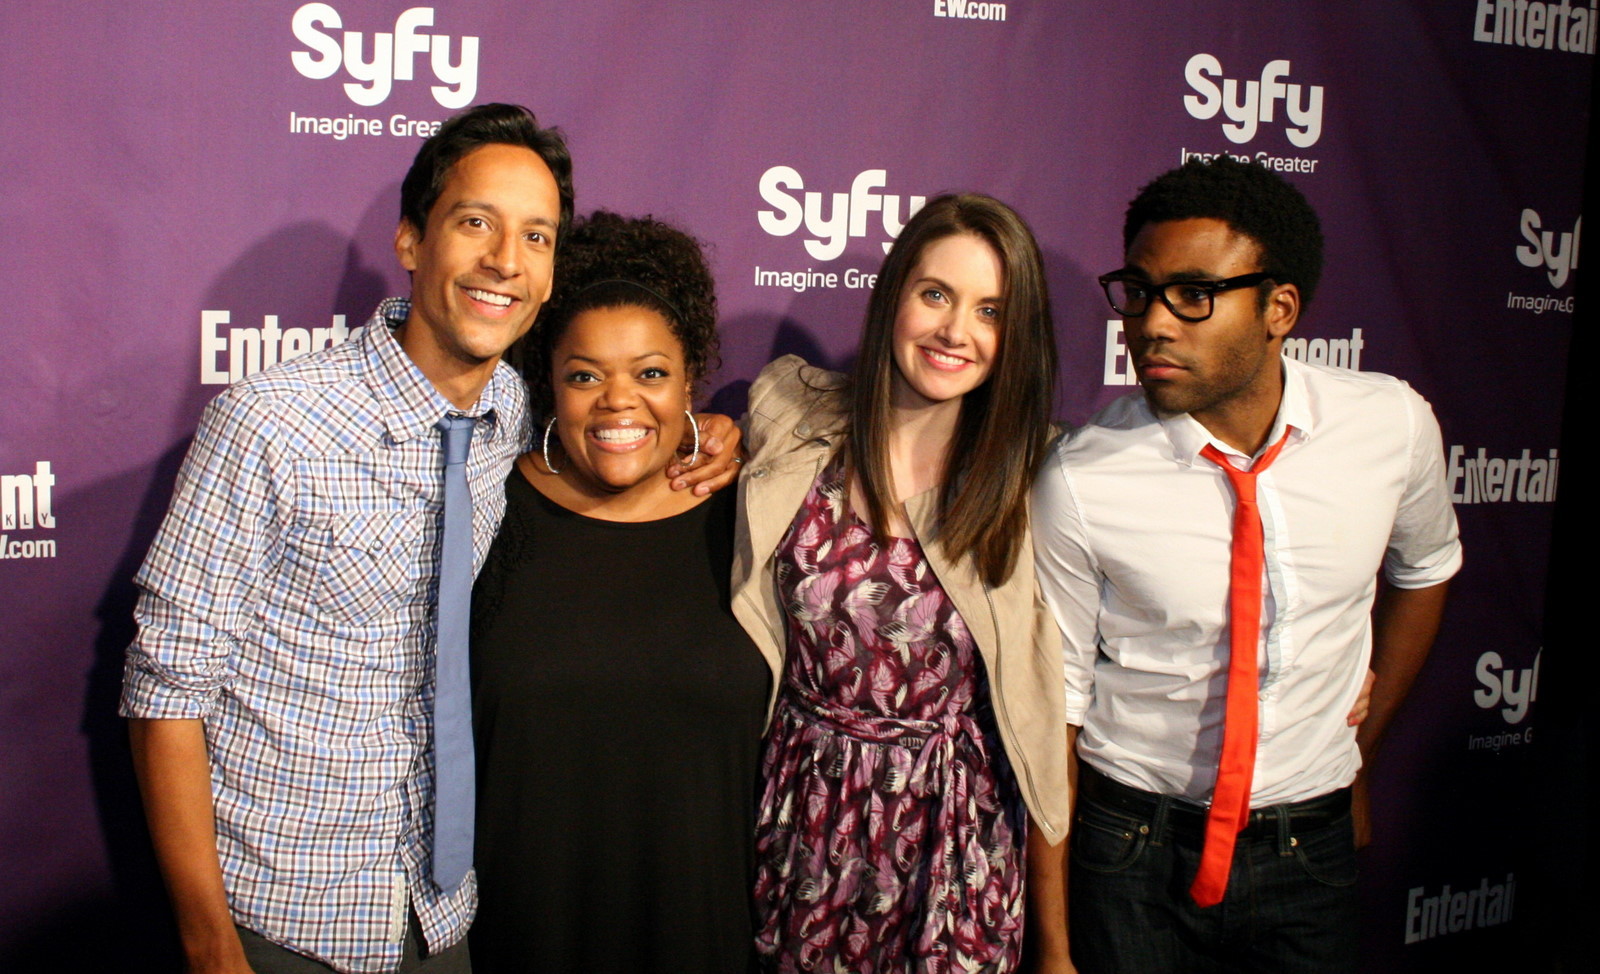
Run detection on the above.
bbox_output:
[758,167,927,261]
[1516,210,1581,287]
[1183,54,1324,147]
[1474,650,1540,725]
[291,3,478,109]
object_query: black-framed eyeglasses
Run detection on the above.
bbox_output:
[1097,272,1275,323]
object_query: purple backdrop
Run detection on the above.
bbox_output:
[1,2,1589,970]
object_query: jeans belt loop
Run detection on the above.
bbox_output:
[1275,804,1295,856]
[1150,793,1172,847]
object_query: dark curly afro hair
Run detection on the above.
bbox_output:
[522,211,719,415]
[1124,156,1324,307]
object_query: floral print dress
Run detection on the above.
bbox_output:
[753,460,1026,974]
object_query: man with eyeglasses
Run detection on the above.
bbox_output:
[1031,157,1461,973]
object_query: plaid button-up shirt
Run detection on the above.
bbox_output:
[122,298,530,973]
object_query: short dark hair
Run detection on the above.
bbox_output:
[1123,156,1323,306]
[523,211,719,415]
[399,103,574,245]
[849,193,1057,587]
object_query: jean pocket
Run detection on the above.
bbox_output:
[1070,800,1151,874]
[1291,813,1359,887]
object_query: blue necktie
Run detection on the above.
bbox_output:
[433,414,477,889]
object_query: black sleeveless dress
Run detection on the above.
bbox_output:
[470,471,768,973]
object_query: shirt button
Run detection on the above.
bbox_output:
[794,423,811,437]
[751,468,768,479]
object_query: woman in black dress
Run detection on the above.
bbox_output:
[470,212,770,973]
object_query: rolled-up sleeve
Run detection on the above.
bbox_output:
[1031,445,1102,726]
[121,386,283,718]
[1383,386,1463,589]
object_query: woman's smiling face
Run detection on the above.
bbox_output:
[550,304,693,495]
[889,232,1004,411]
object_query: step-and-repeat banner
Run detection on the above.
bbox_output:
[1,2,1588,970]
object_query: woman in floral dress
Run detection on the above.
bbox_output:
[732,194,1073,973]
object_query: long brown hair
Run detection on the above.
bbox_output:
[846,193,1057,587]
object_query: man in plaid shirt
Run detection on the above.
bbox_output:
[121,105,735,973]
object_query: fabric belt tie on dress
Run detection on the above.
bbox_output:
[778,685,1008,948]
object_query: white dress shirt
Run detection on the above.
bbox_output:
[1033,357,1462,806]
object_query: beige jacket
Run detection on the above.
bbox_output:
[731,356,1071,843]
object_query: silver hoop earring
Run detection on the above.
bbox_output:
[541,416,563,474]
[682,409,701,468]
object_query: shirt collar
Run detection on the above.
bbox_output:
[1158,356,1313,467]
[362,297,516,444]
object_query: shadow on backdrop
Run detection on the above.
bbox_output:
[0,440,196,973]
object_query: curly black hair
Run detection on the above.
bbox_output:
[521,211,719,415]
[1123,156,1324,306]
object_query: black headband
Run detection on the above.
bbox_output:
[577,278,684,325]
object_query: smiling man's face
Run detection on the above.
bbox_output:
[394,142,560,383]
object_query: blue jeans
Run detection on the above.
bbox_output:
[1069,772,1359,974]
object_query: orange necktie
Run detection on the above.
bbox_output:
[1190,431,1290,908]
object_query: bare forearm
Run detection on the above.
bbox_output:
[1024,725,1078,973]
[128,718,252,973]
[1356,581,1450,762]
[1026,815,1068,965]
[667,412,744,494]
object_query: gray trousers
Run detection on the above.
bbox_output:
[235,914,470,974]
